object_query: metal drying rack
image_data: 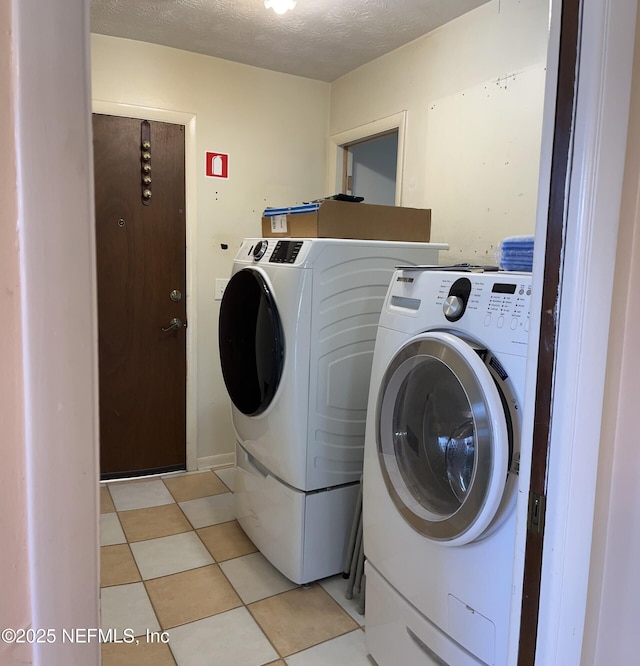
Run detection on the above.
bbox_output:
[343,475,365,615]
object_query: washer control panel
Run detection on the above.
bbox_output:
[436,274,532,334]
[268,240,304,264]
[385,269,532,353]
[240,239,308,265]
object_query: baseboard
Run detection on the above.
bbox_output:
[197,452,235,470]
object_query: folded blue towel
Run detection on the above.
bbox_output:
[498,235,534,272]
[501,235,534,251]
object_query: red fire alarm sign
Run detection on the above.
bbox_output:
[205,151,229,179]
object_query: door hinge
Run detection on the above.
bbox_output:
[528,491,546,534]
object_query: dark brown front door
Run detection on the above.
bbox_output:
[93,114,187,479]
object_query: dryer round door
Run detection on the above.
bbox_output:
[376,331,513,545]
[218,268,284,416]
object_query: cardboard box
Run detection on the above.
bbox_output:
[261,200,431,242]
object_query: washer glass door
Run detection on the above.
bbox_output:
[377,331,512,545]
[218,268,284,416]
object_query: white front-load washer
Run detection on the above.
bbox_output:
[363,267,532,666]
[218,238,448,584]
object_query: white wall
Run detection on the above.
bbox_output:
[1,1,31,663]
[582,3,640,661]
[91,35,331,463]
[12,0,100,663]
[329,0,549,264]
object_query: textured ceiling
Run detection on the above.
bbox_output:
[90,0,489,82]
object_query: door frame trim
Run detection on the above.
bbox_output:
[327,111,406,204]
[92,100,198,472]
[509,0,639,662]
[532,0,638,659]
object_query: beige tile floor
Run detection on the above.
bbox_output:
[100,468,367,666]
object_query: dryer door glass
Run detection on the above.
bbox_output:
[218,268,284,415]
[377,331,512,545]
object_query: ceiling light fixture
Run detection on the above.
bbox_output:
[264,0,296,15]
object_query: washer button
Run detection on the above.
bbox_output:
[497,316,504,329]
[484,314,492,327]
[511,318,518,330]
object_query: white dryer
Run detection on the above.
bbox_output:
[219,238,447,584]
[363,267,531,666]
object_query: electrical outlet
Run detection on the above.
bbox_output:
[215,278,229,301]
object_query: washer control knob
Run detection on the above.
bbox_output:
[443,295,464,320]
[252,240,268,261]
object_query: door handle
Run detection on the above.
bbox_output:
[161,317,186,332]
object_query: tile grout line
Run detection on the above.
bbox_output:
[163,478,286,663]
[104,480,181,664]
[246,583,363,662]
[101,471,361,665]
[143,478,279,665]
[113,483,173,655]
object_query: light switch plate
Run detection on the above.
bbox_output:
[215,278,229,301]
